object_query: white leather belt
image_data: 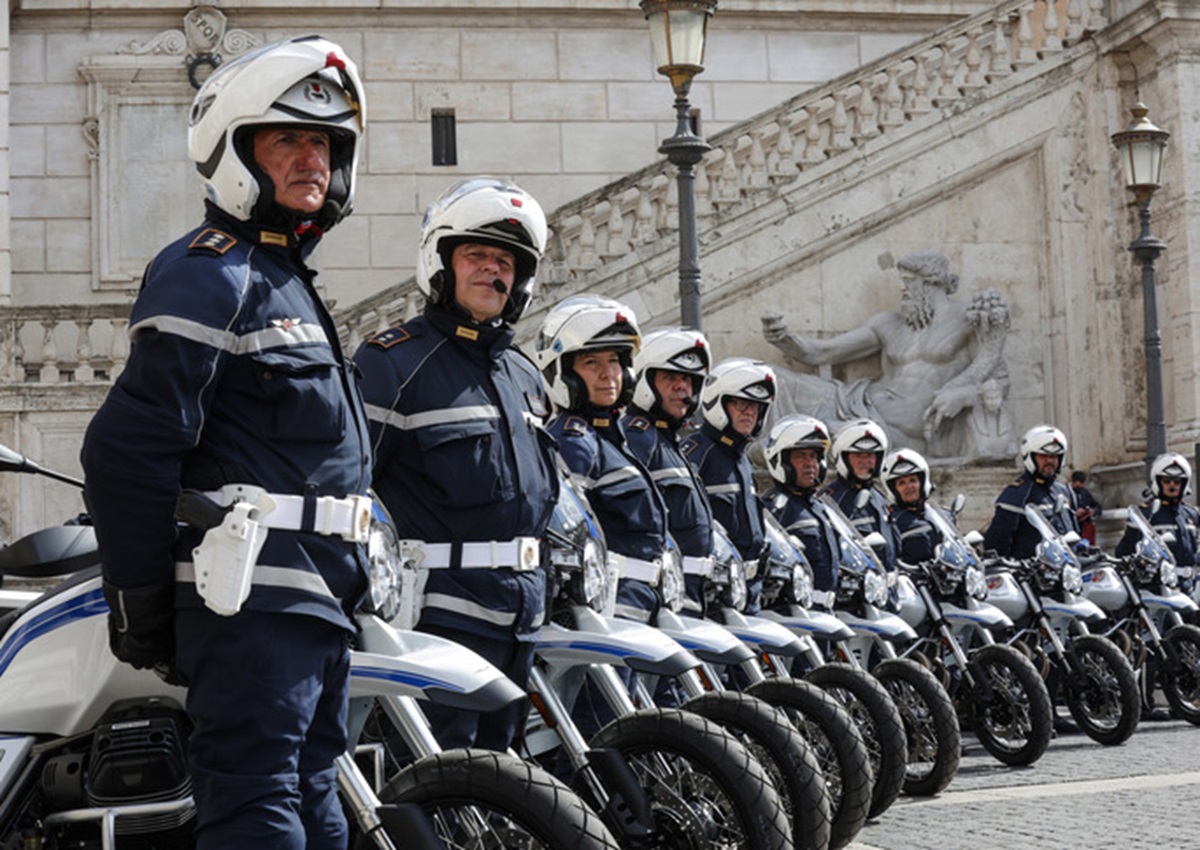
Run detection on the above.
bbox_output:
[682,555,715,577]
[810,589,836,608]
[609,552,662,584]
[886,571,897,587]
[399,538,541,572]
[204,486,371,544]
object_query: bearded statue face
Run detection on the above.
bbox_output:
[899,271,936,329]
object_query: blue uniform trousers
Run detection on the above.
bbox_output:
[176,609,351,850]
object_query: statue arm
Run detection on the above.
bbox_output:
[924,290,1011,431]
[762,312,883,367]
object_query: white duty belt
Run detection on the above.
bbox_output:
[203,485,372,544]
[608,552,662,584]
[682,555,715,577]
[399,538,541,572]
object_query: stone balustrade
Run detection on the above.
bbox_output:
[0,305,130,386]
[334,0,1108,348]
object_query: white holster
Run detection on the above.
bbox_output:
[192,488,275,616]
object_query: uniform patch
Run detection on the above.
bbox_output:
[654,419,671,430]
[626,417,650,432]
[188,228,237,255]
[259,230,289,247]
[591,417,610,428]
[367,327,412,349]
[561,416,590,437]
[526,393,548,418]
[455,325,480,341]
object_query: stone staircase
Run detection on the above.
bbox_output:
[333,0,1110,352]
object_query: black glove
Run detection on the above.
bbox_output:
[103,581,176,670]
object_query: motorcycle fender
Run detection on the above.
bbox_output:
[1141,591,1200,614]
[351,615,524,711]
[837,608,919,643]
[655,609,756,666]
[759,606,856,642]
[535,607,700,677]
[942,600,1013,630]
[718,611,810,657]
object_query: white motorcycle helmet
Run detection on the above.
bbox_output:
[188,35,365,230]
[417,177,548,326]
[880,449,933,504]
[631,328,711,422]
[1149,452,1192,499]
[699,358,776,438]
[1020,424,1068,477]
[831,418,888,482]
[764,415,832,487]
[536,295,641,411]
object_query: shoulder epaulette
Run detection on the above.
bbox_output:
[560,415,591,437]
[626,416,651,433]
[188,228,238,256]
[367,326,413,349]
[680,437,699,458]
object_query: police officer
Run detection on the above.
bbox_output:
[880,449,938,564]
[536,296,672,626]
[1116,453,1199,593]
[623,328,715,614]
[982,424,1079,558]
[681,358,776,611]
[824,418,901,604]
[762,414,841,609]
[81,37,369,849]
[354,178,558,751]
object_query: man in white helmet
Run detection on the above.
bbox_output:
[681,358,776,609]
[1116,453,1198,592]
[354,177,559,752]
[982,424,1079,558]
[81,36,369,848]
[623,328,715,613]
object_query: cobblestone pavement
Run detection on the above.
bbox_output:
[846,717,1200,850]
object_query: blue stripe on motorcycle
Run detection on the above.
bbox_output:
[350,665,465,693]
[0,587,108,677]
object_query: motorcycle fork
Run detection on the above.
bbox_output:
[916,583,991,699]
[525,664,657,844]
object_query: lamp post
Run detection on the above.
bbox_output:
[1112,102,1170,462]
[640,0,717,331]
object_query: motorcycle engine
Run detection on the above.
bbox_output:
[40,699,195,839]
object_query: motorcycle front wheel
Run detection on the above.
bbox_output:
[969,643,1053,767]
[871,657,962,797]
[745,677,872,850]
[1064,633,1140,745]
[685,691,832,850]
[376,748,622,850]
[588,707,792,850]
[805,662,907,820]
[1161,623,1200,725]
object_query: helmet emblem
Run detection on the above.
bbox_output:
[304,82,333,105]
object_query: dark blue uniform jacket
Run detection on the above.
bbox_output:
[763,485,840,593]
[982,471,1079,559]
[81,208,371,631]
[354,308,559,640]
[1116,500,1200,570]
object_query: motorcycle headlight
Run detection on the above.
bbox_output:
[660,547,685,612]
[725,559,748,611]
[363,499,404,623]
[1062,563,1084,595]
[791,563,813,608]
[1160,559,1179,590]
[965,564,988,600]
[864,569,889,607]
[583,537,617,616]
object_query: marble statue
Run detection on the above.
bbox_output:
[761,250,1011,459]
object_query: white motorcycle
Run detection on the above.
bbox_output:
[893,497,1054,769]
[983,504,1141,747]
[1079,505,1200,724]
[0,445,619,850]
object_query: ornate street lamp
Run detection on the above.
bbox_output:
[1112,103,1170,462]
[641,0,717,330]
